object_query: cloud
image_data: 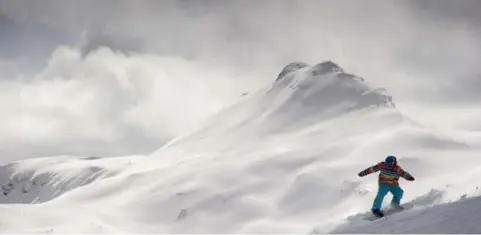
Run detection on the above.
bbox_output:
[1,0,481,160]
[0,11,72,77]
[2,1,481,97]
[0,46,252,161]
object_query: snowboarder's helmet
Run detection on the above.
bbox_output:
[385,155,397,168]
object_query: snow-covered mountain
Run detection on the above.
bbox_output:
[1,61,480,233]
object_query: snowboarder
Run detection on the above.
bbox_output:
[358,155,415,217]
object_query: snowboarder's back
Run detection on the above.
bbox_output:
[360,161,413,185]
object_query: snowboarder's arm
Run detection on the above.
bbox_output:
[396,167,415,181]
[358,163,381,177]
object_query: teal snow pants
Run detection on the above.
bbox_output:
[372,184,404,211]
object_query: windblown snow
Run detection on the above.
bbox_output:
[1,61,481,233]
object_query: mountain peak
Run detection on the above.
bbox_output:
[269,61,395,123]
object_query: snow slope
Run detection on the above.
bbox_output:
[1,61,481,233]
[331,193,481,233]
[0,155,140,204]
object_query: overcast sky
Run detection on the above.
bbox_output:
[0,0,480,161]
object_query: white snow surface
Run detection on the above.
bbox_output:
[1,61,481,233]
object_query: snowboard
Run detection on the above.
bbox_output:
[347,203,414,222]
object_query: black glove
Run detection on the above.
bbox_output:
[406,175,415,181]
[358,171,365,177]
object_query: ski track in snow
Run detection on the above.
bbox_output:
[1,61,481,233]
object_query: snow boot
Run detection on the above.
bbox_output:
[371,208,384,217]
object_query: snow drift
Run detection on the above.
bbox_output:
[0,61,480,233]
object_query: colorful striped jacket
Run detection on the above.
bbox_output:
[358,162,413,185]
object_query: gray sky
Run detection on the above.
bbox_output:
[0,0,481,161]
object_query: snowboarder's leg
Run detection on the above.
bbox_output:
[372,184,389,211]
[389,185,404,207]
